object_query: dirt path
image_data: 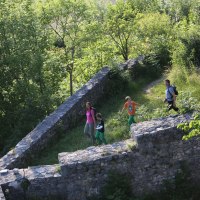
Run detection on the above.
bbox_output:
[143,77,164,94]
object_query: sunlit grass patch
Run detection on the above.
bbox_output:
[31,69,200,165]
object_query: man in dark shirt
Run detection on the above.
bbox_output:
[95,113,107,145]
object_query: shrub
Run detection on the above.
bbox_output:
[130,53,169,81]
[105,67,129,96]
[178,114,200,140]
[137,105,168,122]
[178,91,200,113]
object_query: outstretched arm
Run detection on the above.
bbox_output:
[96,125,103,130]
[133,101,140,107]
[136,102,140,106]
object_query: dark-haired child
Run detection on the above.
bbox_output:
[95,113,107,145]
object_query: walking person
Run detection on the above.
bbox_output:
[164,79,179,112]
[84,102,96,144]
[95,113,107,145]
[121,96,139,126]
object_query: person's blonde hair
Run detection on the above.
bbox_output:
[125,96,131,100]
[96,113,102,119]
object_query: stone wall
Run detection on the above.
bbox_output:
[0,187,5,200]
[0,67,111,170]
[1,114,200,200]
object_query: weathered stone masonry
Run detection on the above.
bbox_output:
[1,114,200,200]
[0,67,111,170]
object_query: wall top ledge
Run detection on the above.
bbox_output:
[131,114,192,143]
[58,139,136,166]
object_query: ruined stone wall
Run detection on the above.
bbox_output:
[0,67,111,170]
[0,187,5,200]
[1,114,200,200]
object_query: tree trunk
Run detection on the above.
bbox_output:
[123,40,129,61]
[122,51,128,61]
[70,46,75,96]
[69,71,73,96]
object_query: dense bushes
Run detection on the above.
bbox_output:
[106,67,129,95]
[178,114,200,140]
[130,52,170,80]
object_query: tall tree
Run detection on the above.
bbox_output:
[0,0,49,153]
[104,0,137,61]
[41,0,90,96]
[127,0,160,13]
[159,0,198,22]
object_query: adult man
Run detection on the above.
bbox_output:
[164,79,179,112]
[122,96,139,126]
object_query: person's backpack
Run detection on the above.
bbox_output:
[169,85,178,96]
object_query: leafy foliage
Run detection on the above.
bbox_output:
[178,114,200,140]
[40,0,91,96]
[0,0,51,154]
[1,0,200,157]
[104,0,137,61]
[178,91,200,113]
[137,105,168,122]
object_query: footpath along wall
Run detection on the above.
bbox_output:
[1,114,200,200]
[0,56,143,171]
[0,67,111,170]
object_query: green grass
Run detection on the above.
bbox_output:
[135,68,200,121]
[30,77,156,166]
[168,67,200,100]
[31,69,200,166]
[30,123,91,165]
